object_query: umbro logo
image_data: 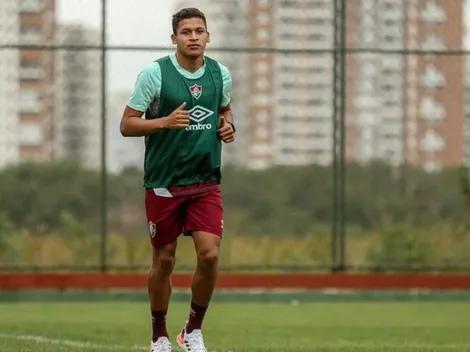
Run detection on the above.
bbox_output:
[188,105,214,123]
[186,105,214,131]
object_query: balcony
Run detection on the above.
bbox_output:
[19,103,41,114]
[20,32,42,44]
[20,0,43,13]
[19,90,42,114]
[19,123,43,147]
[20,67,45,80]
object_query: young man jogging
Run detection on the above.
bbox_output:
[120,7,235,352]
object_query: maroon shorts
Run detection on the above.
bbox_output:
[145,182,224,247]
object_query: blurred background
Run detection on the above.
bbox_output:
[0,0,470,273]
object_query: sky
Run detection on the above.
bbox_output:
[57,0,470,94]
[57,0,181,93]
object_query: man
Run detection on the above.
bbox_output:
[120,7,235,352]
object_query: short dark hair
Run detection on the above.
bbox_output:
[172,8,207,35]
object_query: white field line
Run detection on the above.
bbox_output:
[0,333,147,350]
[0,333,468,350]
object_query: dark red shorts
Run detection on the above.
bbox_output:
[145,183,224,247]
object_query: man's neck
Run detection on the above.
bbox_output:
[175,52,204,73]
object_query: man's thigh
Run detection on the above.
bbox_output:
[185,187,224,237]
[145,189,185,247]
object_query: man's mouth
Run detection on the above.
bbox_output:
[188,44,200,49]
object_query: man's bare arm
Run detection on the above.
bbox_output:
[120,106,165,137]
[120,103,189,137]
[220,104,234,124]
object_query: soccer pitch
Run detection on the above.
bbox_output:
[1,301,470,352]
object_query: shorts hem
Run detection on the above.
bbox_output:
[150,234,181,248]
[184,228,223,238]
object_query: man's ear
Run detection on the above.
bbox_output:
[171,33,177,45]
[207,31,211,44]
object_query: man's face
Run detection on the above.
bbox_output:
[172,17,210,59]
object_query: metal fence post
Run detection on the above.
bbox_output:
[332,0,347,272]
[100,0,108,273]
[339,0,347,271]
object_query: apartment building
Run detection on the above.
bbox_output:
[0,1,20,169]
[53,24,101,169]
[413,0,465,171]
[466,56,470,168]
[18,0,56,162]
[244,0,335,168]
[245,0,466,171]
[347,0,465,171]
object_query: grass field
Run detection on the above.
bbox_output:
[1,301,470,351]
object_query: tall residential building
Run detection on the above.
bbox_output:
[0,1,20,169]
[246,0,334,168]
[245,0,465,170]
[53,24,101,169]
[173,0,248,167]
[411,0,465,171]
[346,0,406,166]
[347,0,465,171]
[18,0,56,162]
[465,56,470,168]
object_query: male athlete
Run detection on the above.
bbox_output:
[120,8,235,352]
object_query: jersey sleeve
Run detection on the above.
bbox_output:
[218,63,232,108]
[127,62,162,112]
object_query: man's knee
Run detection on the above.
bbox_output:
[193,231,221,269]
[197,247,220,269]
[151,244,177,278]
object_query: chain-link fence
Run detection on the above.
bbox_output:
[0,0,469,272]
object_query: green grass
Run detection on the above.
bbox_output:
[1,301,470,351]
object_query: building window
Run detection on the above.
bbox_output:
[256,29,270,40]
[420,130,445,153]
[420,2,446,24]
[420,65,445,89]
[251,143,270,154]
[421,34,446,50]
[256,110,270,123]
[20,25,40,35]
[257,13,270,24]
[253,94,270,105]
[19,123,42,146]
[248,159,270,170]
[420,96,445,122]
[19,89,41,113]
[423,161,443,173]
[255,127,270,139]
[256,78,270,90]
[255,61,269,73]
[20,0,43,13]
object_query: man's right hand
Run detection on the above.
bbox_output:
[161,102,190,129]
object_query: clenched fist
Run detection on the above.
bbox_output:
[218,116,235,143]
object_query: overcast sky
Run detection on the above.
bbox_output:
[57,0,470,93]
[57,0,180,93]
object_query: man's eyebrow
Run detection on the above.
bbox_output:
[180,26,206,31]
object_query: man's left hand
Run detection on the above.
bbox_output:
[218,116,235,143]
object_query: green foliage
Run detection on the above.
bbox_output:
[0,212,16,256]
[365,220,434,267]
[0,160,469,268]
[0,160,469,236]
